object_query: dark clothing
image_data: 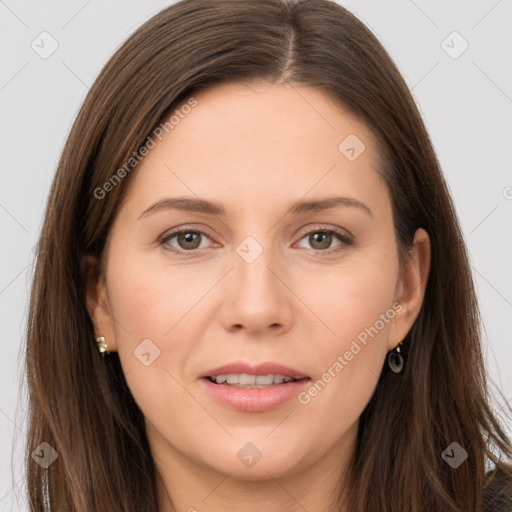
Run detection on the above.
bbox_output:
[483,466,512,512]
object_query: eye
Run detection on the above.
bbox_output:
[295,226,353,255]
[159,227,214,255]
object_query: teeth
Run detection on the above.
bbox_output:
[255,375,273,385]
[240,374,256,386]
[226,374,238,384]
[211,374,295,387]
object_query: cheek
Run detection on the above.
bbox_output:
[105,247,213,394]
[107,250,201,338]
[105,257,205,419]
[298,255,398,415]
[307,256,398,348]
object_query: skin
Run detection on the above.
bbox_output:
[85,81,431,511]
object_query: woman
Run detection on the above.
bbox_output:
[25,0,512,510]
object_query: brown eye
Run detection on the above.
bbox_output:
[308,231,333,250]
[296,227,353,255]
[161,228,211,254]
[176,231,202,250]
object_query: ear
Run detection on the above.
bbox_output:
[387,228,431,351]
[81,254,117,352]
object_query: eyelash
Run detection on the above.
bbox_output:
[158,225,353,257]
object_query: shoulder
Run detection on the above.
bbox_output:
[483,465,512,512]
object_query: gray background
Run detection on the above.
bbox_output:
[1,0,511,509]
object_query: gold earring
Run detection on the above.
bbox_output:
[96,336,108,356]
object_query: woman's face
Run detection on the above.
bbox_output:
[87,81,429,485]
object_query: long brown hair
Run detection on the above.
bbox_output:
[24,0,512,510]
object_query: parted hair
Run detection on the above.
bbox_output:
[24,0,512,510]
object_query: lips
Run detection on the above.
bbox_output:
[199,361,311,412]
[200,362,309,380]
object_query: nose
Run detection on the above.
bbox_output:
[219,242,294,336]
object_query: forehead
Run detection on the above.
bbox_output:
[166,81,378,162]
[119,81,388,218]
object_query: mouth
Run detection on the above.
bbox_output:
[199,362,311,412]
[205,373,309,388]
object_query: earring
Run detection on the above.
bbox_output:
[96,336,108,356]
[387,340,404,373]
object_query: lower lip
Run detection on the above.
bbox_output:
[200,378,311,413]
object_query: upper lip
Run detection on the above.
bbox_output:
[200,362,309,380]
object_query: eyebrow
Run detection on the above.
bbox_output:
[139,195,373,219]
